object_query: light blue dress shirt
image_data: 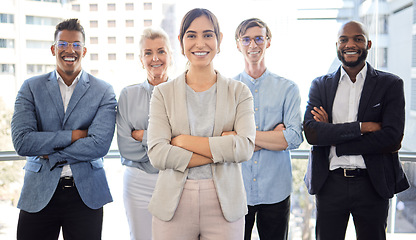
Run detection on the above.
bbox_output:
[234,69,303,205]
[117,80,159,174]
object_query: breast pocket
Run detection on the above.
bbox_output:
[264,108,283,130]
[364,102,383,121]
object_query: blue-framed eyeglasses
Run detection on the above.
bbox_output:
[54,41,84,51]
[238,36,268,46]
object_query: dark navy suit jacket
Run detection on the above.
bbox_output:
[303,63,409,199]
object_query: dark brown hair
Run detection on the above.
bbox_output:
[178,8,220,55]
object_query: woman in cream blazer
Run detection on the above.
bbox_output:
[147,8,255,240]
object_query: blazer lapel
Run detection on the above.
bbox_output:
[63,72,90,125]
[213,72,227,137]
[46,72,65,123]
[174,73,191,135]
[358,64,377,120]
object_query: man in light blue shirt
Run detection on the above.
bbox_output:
[234,18,303,240]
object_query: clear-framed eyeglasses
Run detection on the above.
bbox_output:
[54,41,84,51]
[238,36,268,46]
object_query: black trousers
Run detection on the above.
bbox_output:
[315,171,389,240]
[17,178,103,240]
[244,196,290,240]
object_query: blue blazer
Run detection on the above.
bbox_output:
[303,63,409,199]
[11,71,117,213]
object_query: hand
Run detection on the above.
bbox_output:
[71,129,88,143]
[131,129,144,141]
[221,131,237,136]
[171,135,185,147]
[273,123,286,131]
[311,106,329,123]
[361,122,382,133]
[254,145,262,152]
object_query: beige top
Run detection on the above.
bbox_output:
[147,71,256,222]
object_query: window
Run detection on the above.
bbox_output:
[90,37,98,44]
[143,2,152,10]
[108,20,116,27]
[90,4,98,11]
[72,4,80,11]
[413,35,416,67]
[378,47,388,68]
[126,20,134,27]
[26,16,60,26]
[412,79,416,111]
[0,39,14,48]
[108,37,116,44]
[0,14,14,24]
[108,3,116,11]
[26,40,52,49]
[90,20,98,28]
[1,64,15,75]
[144,19,152,27]
[108,53,116,60]
[26,64,54,74]
[125,3,134,11]
[126,36,134,44]
[90,53,98,61]
[126,53,134,60]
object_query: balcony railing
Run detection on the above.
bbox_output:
[1,150,415,240]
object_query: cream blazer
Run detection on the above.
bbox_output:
[147,71,256,222]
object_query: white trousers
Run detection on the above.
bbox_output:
[152,179,245,240]
[123,166,158,240]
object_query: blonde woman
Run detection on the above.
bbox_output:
[117,27,172,240]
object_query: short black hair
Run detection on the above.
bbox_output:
[54,18,85,42]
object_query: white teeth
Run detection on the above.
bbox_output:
[152,64,162,68]
[248,51,260,55]
[345,52,357,55]
[64,57,76,62]
[194,52,208,56]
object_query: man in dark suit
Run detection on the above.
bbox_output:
[11,19,116,240]
[303,21,409,240]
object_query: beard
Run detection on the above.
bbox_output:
[337,48,368,67]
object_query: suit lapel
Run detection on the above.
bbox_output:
[358,64,377,120]
[327,69,341,123]
[63,72,90,125]
[46,72,65,123]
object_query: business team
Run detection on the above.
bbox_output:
[11,14,409,240]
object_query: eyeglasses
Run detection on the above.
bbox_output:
[54,41,84,51]
[238,36,268,46]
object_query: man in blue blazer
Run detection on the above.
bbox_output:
[11,19,117,240]
[303,21,409,240]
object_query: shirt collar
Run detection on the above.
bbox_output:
[144,79,155,92]
[340,62,367,84]
[242,69,270,84]
[56,70,82,87]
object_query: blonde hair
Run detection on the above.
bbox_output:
[139,27,173,60]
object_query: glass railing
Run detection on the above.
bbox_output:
[1,150,415,240]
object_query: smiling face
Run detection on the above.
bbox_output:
[237,26,270,66]
[336,21,371,69]
[181,15,222,69]
[51,29,86,84]
[140,37,170,85]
